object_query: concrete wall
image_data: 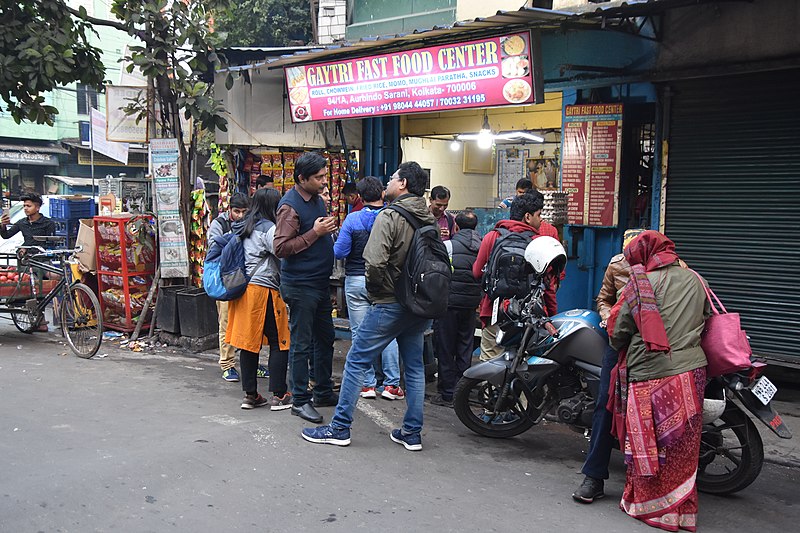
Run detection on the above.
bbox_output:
[318,0,348,45]
[657,0,800,72]
[456,0,528,21]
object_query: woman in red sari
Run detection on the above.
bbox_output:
[607,231,710,532]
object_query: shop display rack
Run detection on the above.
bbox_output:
[94,215,157,332]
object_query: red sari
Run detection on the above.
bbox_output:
[607,231,706,532]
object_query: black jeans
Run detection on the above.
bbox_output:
[581,343,618,480]
[432,307,476,400]
[280,283,335,406]
[241,292,289,397]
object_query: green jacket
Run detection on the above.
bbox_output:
[610,265,711,382]
[364,194,435,304]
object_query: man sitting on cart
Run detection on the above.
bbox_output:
[0,193,56,248]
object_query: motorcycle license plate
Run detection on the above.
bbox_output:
[751,376,777,406]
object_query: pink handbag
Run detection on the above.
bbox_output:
[692,270,752,377]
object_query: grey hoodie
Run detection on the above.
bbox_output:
[363,193,435,304]
[233,218,281,290]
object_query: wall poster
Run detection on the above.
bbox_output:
[149,138,190,278]
[562,104,623,226]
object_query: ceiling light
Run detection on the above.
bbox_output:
[450,139,461,151]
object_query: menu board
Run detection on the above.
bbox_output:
[562,104,623,226]
[284,31,543,123]
[149,138,190,278]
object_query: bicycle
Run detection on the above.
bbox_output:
[0,238,103,358]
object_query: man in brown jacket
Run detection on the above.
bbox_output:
[573,229,643,503]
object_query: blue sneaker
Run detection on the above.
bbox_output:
[390,429,422,451]
[222,367,240,382]
[256,365,269,379]
[301,425,351,446]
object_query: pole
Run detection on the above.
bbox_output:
[88,91,95,200]
[131,266,160,342]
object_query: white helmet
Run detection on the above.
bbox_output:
[524,236,567,277]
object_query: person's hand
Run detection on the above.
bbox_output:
[313,216,337,236]
[440,227,450,239]
[0,213,10,226]
[599,319,608,329]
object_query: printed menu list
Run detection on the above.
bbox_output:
[562,104,623,227]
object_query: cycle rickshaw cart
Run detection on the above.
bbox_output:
[0,239,103,358]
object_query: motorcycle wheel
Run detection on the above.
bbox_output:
[697,402,764,495]
[453,377,538,438]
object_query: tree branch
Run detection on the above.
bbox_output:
[65,5,152,45]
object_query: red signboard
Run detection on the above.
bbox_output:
[284,32,542,123]
[562,104,623,227]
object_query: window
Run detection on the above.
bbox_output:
[76,84,98,115]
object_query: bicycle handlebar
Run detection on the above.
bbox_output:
[19,245,83,258]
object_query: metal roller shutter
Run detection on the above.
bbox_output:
[665,70,800,364]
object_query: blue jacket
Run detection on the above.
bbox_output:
[334,205,383,277]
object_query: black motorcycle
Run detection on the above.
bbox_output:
[453,285,792,495]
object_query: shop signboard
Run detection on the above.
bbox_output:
[284,31,543,123]
[149,138,189,278]
[0,150,59,166]
[106,85,149,143]
[562,104,623,227]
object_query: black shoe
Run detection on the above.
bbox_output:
[429,394,454,408]
[291,403,323,423]
[313,392,339,407]
[572,476,605,503]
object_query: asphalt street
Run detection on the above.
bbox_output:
[1,321,798,532]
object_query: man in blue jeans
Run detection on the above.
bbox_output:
[274,152,338,424]
[302,161,434,451]
[333,176,404,401]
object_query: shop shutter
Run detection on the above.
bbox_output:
[664,70,800,364]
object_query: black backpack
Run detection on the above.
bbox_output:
[388,205,452,319]
[482,228,534,300]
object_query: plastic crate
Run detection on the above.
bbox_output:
[49,197,96,219]
[53,218,80,238]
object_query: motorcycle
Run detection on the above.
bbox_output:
[454,238,792,495]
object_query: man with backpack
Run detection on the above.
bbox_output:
[274,152,338,424]
[429,185,458,241]
[472,191,560,361]
[302,161,448,451]
[207,193,263,382]
[430,211,483,408]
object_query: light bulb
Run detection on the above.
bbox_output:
[450,140,461,151]
[477,129,493,149]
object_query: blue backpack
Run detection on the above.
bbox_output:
[203,232,264,301]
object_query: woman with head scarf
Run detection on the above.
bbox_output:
[606,230,711,532]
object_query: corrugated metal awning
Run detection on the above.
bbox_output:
[245,0,735,70]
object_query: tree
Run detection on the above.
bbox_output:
[214,0,313,47]
[0,1,106,124]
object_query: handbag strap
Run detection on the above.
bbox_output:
[689,269,727,315]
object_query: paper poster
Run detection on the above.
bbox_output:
[149,138,189,278]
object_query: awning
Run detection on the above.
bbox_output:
[44,175,96,187]
[236,0,736,70]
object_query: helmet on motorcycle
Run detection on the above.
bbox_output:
[524,236,567,277]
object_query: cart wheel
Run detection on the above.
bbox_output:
[12,308,42,334]
[60,283,103,359]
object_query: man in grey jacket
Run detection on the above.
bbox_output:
[302,161,434,451]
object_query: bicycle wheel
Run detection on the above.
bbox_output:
[11,307,42,334]
[60,283,103,358]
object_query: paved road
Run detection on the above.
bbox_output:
[1,323,798,532]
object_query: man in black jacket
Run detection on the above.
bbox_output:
[430,211,482,407]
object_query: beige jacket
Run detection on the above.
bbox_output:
[596,253,631,321]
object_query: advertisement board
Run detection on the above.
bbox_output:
[562,104,623,227]
[149,138,190,278]
[106,86,149,142]
[284,31,543,123]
